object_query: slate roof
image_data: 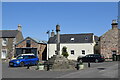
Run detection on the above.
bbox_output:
[0,30,19,38]
[94,35,100,42]
[16,37,47,46]
[48,33,95,44]
[32,38,47,44]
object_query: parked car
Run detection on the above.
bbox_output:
[77,54,105,63]
[11,54,35,60]
[18,53,35,56]
[9,55,39,67]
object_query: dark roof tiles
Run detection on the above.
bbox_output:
[0,30,19,38]
[48,33,95,43]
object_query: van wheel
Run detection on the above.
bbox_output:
[95,59,99,63]
[20,62,24,67]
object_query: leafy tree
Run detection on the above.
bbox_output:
[62,46,69,58]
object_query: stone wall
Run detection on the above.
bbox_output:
[118,29,120,55]
[16,38,47,60]
[16,38,38,48]
[16,31,24,43]
[100,28,119,59]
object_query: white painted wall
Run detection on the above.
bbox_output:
[47,43,95,60]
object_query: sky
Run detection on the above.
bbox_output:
[2,2,118,41]
[118,1,120,29]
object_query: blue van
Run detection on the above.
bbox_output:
[9,55,39,67]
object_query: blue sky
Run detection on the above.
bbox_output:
[2,2,118,41]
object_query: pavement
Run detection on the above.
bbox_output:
[2,61,119,78]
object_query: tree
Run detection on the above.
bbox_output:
[62,46,69,58]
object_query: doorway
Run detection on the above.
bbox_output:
[112,50,117,61]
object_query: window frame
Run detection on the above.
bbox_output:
[82,50,85,55]
[1,49,7,59]
[71,38,74,41]
[71,50,74,55]
[2,38,8,46]
[26,40,31,47]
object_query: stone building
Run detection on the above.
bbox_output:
[0,24,24,60]
[15,37,47,60]
[100,20,120,60]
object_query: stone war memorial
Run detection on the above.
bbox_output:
[44,25,76,71]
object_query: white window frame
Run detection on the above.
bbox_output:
[1,49,7,59]
[82,50,86,55]
[2,38,8,46]
[71,38,74,41]
[13,38,16,45]
[13,38,16,49]
[71,49,74,55]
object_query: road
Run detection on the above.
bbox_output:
[2,61,119,78]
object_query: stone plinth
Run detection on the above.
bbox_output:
[44,55,76,71]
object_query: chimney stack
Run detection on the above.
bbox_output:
[111,20,118,29]
[18,24,22,31]
[51,30,55,37]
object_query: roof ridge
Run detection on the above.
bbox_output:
[30,37,46,42]
[60,33,94,35]
[0,29,18,31]
[26,37,47,44]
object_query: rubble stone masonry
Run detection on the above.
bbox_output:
[100,25,119,59]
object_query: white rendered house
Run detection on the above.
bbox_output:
[47,33,99,60]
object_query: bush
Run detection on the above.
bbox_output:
[62,46,69,58]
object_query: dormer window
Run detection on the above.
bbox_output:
[71,38,74,41]
[85,37,88,40]
[2,38,8,46]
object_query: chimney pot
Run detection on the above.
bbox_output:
[51,30,55,37]
[111,20,118,29]
[112,20,117,23]
[18,24,22,31]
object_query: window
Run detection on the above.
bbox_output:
[2,38,7,46]
[96,42,99,45]
[82,50,85,55]
[17,56,24,59]
[30,56,36,59]
[24,56,30,59]
[71,50,74,55]
[13,38,16,45]
[1,49,7,59]
[26,40,31,47]
[85,37,88,40]
[71,38,74,41]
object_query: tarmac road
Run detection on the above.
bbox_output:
[2,61,119,78]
